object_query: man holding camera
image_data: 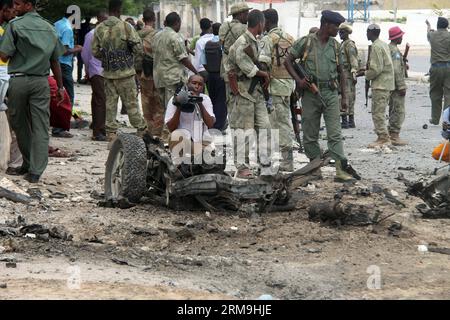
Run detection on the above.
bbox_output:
[165,75,215,152]
[92,0,147,142]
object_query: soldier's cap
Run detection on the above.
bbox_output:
[389,26,405,40]
[338,22,353,34]
[321,10,345,26]
[367,24,381,31]
[229,3,252,16]
[437,17,449,29]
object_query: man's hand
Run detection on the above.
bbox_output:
[295,78,308,91]
[261,71,270,90]
[74,45,83,53]
[398,89,407,97]
[57,88,65,105]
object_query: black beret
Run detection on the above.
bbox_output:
[437,17,449,29]
[321,10,346,25]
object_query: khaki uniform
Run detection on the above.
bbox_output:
[92,16,146,134]
[388,43,407,134]
[0,12,65,176]
[259,27,295,170]
[289,33,347,162]
[219,19,247,99]
[427,29,450,124]
[226,30,272,170]
[137,26,164,137]
[365,38,395,139]
[152,27,189,108]
[339,39,359,116]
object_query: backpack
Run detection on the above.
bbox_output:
[268,30,294,79]
[204,40,222,73]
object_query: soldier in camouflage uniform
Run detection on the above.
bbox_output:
[226,9,272,178]
[364,24,395,148]
[136,8,164,137]
[152,12,197,111]
[426,17,450,125]
[338,23,360,129]
[259,9,295,172]
[92,0,147,140]
[219,3,250,103]
[285,10,355,182]
[388,26,408,146]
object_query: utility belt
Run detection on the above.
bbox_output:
[9,73,47,78]
[431,61,450,68]
[315,79,339,91]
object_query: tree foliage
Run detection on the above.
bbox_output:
[38,0,158,22]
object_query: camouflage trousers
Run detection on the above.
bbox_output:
[141,75,164,137]
[228,92,272,169]
[341,74,356,116]
[269,95,293,150]
[371,89,391,138]
[429,65,450,124]
[105,76,147,134]
[158,84,178,142]
[388,90,406,134]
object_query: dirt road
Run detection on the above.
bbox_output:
[2,73,450,300]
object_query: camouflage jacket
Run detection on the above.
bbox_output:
[219,19,247,80]
[365,39,395,91]
[92,16,142,80]
[226,30,261,102]
[151,27,189,89]
[388,43,406,91]
[339,39,360,75]
[135,25,157,77]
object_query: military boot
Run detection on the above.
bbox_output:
[389,132,408,146]
[368,135,391,149]
[280,148,294,172]
[335,160,356,183]
[341,115,349,129]
[348,115,356,128]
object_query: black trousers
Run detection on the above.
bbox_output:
[90,75,106,137]
[207,72,227,130]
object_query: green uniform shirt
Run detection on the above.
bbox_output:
[0,12,65,76]
[151,27,189,89]
[219,19,247,79]
[259,27,295,97]
[388,43,407,91]
[135,25,157,73]
[92,16,142,80]
[289,32,340,82]
[339,39,359,74]
[427,29,450,64]
[365,39,395,91]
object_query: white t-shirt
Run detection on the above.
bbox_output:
[164,94,216,143]
[194,33,215,73]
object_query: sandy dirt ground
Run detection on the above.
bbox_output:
[2,60,450,300]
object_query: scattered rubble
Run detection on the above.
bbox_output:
[308,201,381,226]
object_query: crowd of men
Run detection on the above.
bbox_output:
[0,0,449,184]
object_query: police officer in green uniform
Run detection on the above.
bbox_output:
[426,17,450,125]
[0,0,65,184]
[284,10,354,182]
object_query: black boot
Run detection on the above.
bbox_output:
[341,115,349,129]
[348,115,356,128]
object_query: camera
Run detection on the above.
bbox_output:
[174,86,203,113]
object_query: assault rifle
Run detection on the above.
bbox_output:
[243,45,273,113]
[365,45,372,108]
[403,43,410,78]
[292,63,327,108]
[290,91,303,153]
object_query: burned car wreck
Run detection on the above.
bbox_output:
[103,133,325,213]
